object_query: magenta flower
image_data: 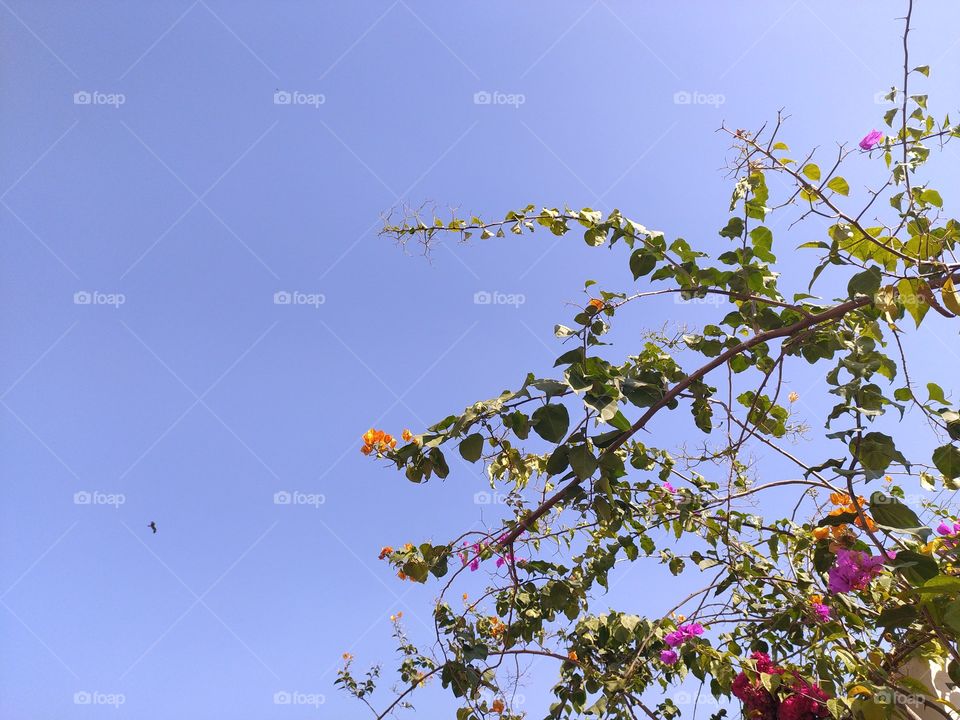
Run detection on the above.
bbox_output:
[828,548,887,594]
[664,622,704,649]
[936,521,960,536]
[662,481,676,493]
[660,649,678,665]
[664,630,684,647]
[859,129,883,150]
[811,603,831,622]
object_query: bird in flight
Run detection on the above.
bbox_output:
[148,521,158,534]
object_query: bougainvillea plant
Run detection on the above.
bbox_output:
[339,7,960,720]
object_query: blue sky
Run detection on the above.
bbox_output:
[3,2,960,718]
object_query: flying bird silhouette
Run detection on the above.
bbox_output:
[148,521,157,534]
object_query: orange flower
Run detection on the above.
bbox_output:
[812,526,830,541]
[809,595,823,605]
[360,444,372,455]
[379,546,394,559]
[362,428,377,444]
[831,524,849,539]
[397,570,407,581]
[854,514,878,532]
[342,652,353,661]
[402,429,413,441]
[829,492,851,506]
[588,298,604,311]
[568,651,578,662]
[492,698,505,713]
[403,543,414,551]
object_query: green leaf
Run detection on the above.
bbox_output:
[916,576,960,594]
[826,176,849,196]
[927,383,948,404]
[568,445,599,480]
[458,433,484,462]
[852,432,906,479]
[545,445,569,475]
[629,250,657,279]
[847,266,882,298]
[719,217,744,239]
[898,278,930,327]
[890,550,939,585]
[921,188,943,207]
[877,604,918,629]
[933,443,960,479]
[531,403,570,444]
[802,163,821,181]
[869,492,925,534]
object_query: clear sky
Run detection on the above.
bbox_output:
[3,2,960,718]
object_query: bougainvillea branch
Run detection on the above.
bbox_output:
[341,5,960,720]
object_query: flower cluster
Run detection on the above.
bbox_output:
[361,428,417,456]
[827,548,892,594]
[361,428,397,455]
[937,520,960,537]
[812,493,877,542]
[808,595,831,623]
[458,535,515,571]
[731,652,829,720]
[659,622,704,665]
[859,129,883,150]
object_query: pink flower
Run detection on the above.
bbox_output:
[780,680,830,720]
[811,603,831,622]
[664,622,704,649]
[828,548,887,594]
[664,630,684,647]
[662,481,676,493]
[859,129,883,150]
[660,649,678,665]
[936,521,960,536]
